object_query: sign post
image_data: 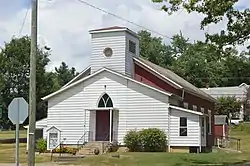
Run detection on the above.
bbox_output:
[8,97,28,166]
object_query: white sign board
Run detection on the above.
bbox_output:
[8,97,28,125]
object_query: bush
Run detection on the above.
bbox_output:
[124,128,167,152]
[52,146,78,154]
[123,130,141,152]
[36,138,47,153]
[139,128,167,152]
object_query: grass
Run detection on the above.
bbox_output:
[0,143,50,163]
[69,123,250,166]
[71,152,250,166]
[0,124,250,165]
[0,130,27,139]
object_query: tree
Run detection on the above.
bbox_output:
[0,36,52,126]
[152,0,250,48]
[215,96,242,117]
[54,62,78,88]
[170,41,225,87]
[138,30,175,67]
[139,29,250,88]
[243,86,250,121]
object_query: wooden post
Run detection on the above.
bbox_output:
[28,0,38,165]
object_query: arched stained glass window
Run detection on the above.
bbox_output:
[98,93,113,107]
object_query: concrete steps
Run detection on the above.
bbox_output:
[77,141,110,155]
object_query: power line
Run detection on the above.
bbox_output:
[19,7,30,36]
[190,77,250,80]
[75,0,172,39]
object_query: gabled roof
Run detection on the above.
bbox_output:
[134,57,216,102]
[62,65,91,88]
[200,83,249,100]
[42,67,172,101]
[23,118,47,129]
[47,126,61,132]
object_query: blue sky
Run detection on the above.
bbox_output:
[0,0,249,71]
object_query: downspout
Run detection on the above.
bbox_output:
[181,88,185,101]
[168,105,171,152]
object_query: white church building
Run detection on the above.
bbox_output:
[25,26,216,153]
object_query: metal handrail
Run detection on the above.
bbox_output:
[77,131,89,149]
[215,135,241,151]
[50,141,64,161]
[104,132,110,141]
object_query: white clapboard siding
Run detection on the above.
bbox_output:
[169,108,200,146]
[47,70,169,145]
[91,31,126,74]
[125,33,139,76]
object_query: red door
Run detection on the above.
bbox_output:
[96,110,110,141]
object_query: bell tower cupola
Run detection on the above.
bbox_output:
[89,26,139,76]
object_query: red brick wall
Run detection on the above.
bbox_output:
[134,63,215,147]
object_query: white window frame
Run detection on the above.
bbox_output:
[49,132,59,149]
[179,117,187,136]
[208,110,212,135]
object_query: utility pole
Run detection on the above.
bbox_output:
[28,0,38,166]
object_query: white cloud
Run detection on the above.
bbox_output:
[0,0,234,72]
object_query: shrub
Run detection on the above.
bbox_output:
[123,128,167,152]
[105,141,120,153]
[36,138,47,153]
[139,128,167,152]
[123,130,141,152]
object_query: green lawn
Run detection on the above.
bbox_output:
[0,143,50,163]
[70,152,250,166]
[70,123,250,166]
[0,130,27,139]
[0,124,250,165]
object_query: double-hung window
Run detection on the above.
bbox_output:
[180,117,187,136]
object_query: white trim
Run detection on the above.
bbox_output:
[42,67,172,100]
[169,105,204,116]
[85,107,119,111]
[62,65,91,88]
[133,58,183,89]
[89,28,139,39]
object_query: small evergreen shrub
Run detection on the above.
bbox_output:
[36,138,47,153]
[139,128,167,152]
[123,130,141,152]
